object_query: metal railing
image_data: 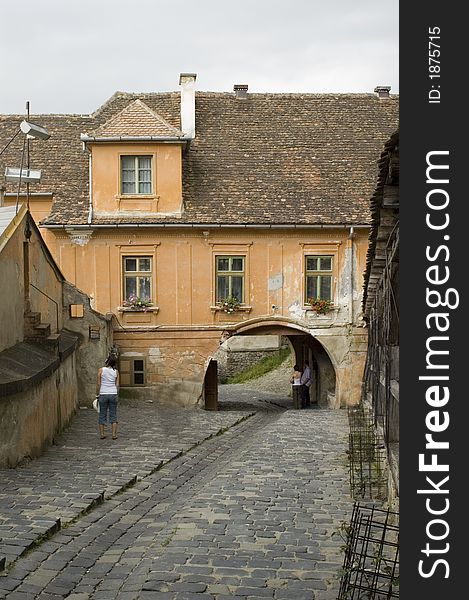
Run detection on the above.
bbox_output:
[30,283,59,333]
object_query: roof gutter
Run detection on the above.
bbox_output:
[80,134,192,144]
[42,223,371,230]
[4,192,54,197]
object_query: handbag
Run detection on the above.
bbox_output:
[93,396,99,412]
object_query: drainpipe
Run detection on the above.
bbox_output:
[349,226,355,324]
[87,150,93,224]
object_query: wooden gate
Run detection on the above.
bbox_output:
[204,359,218,410]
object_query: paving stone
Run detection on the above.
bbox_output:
[0,389,354,599]
[232,587,274,597]
[171,582,208,592]
[145,571,180,582]
[3,593,41,600]
[274,591,315,599]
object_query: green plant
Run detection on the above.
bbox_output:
[308,297,333,314]
[226,347,292,384]
[219,295,241,313]
[123,294,153,310]
[161,527,178,547]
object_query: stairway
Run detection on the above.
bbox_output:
[24,311,60,352]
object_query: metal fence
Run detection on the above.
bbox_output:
[347,406,387,501]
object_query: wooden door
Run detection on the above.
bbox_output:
[204,360,218,411]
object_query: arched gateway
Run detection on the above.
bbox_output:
[203,316,366,411]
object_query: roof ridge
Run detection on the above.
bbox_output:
[91,91,130,118]
[89,90,399,116]
[91,91,179,118]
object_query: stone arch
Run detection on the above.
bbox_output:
[228,317,338,408]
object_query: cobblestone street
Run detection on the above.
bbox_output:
[0,386,352,599]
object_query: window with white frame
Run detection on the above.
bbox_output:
[216,256,245,302]
[123,256,152,302]
[305,255,333,302]
[121,155,152,194]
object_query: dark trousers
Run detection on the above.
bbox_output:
[301,385,310,408]
[292,386,302,409]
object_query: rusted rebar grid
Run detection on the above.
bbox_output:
[338,502,399,599]
[347,407,387,500]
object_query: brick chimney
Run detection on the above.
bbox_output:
[374,86,391,99]
[234,84,248,99]
[179,73,197,138]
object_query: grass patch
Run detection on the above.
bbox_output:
[161,527,178,547]
[226,347,292,384]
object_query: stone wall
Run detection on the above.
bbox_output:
[113,328,222,407]
[215,349,283,382]
[214,335,285,382]
[62,282,114,406]
[0,352,78,468]
[0,209,25,353]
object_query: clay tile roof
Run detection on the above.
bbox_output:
[362,130,399,317]
[0,91,399,227]
[87,99,184,139]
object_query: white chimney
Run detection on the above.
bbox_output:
[179,73,197,139]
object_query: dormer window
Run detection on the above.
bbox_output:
[121,155,152,195]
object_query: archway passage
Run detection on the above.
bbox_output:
[288,334,336,407]
[223,322,337,409]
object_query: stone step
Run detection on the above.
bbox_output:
[25,328,59,354]
[45,333,60,350]
[24,311,42,337]
[25,311,41,326]
[32,322,51,338]
[25,322,52,343]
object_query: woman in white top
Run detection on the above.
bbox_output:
[290,364,302,409]
[290,364,302,386]
[96,355,120,439]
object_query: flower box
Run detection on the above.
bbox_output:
[122,295,153,311]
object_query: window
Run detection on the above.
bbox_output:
[305,255,333,302]
[119,357,146,386]
[216,256,245,302]
[69,304,84,318]
[121,155,152,194]
[132,359,145,385]
[123,256,152,301]
[89,326,100,340]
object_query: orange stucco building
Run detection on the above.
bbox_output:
[0,76,398,408]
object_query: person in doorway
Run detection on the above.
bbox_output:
[96,355,120,439]
[290,364,302,386]
[300,360,312,408]
[290,364,303,409]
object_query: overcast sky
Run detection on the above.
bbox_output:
[1,0,398,115]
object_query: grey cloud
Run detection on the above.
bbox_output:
[1,0,398,114]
